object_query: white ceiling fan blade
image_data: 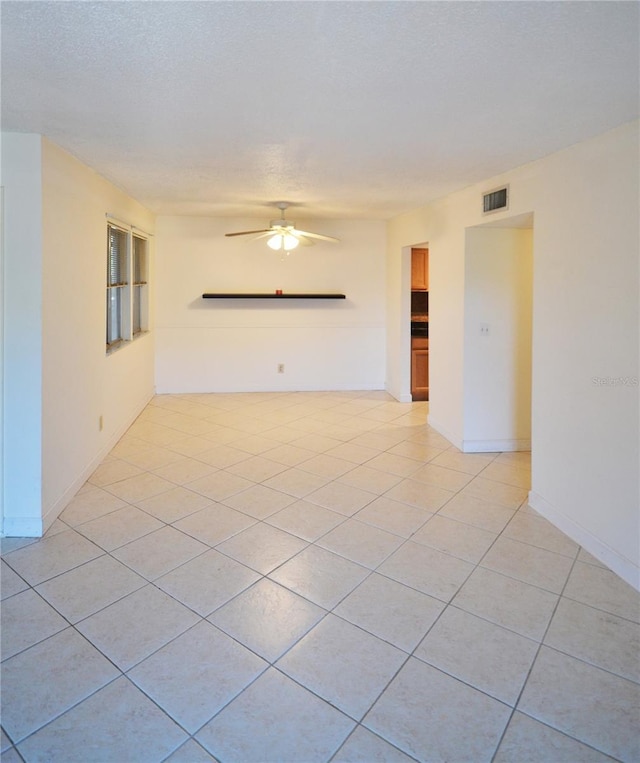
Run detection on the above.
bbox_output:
[224,206,338,245]
[293,233,314,246]
[293,229,340,243]
[225,229,271,237]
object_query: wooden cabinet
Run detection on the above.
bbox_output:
[411,248,429,291]
[410,249,429,399]
[411,337,429,401]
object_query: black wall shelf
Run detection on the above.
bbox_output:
[202,293,346,300]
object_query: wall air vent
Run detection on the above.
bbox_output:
[482,185,509,215]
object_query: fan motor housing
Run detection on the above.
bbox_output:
[270,220,295,229]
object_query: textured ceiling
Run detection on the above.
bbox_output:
[2,1,638,220]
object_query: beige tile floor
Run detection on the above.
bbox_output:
[1,391,639,763]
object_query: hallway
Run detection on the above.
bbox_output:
[1,391,638,762]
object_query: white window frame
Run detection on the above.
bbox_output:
[132,233,149,337]
[106,220,149,353]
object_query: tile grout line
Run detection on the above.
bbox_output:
[4,392,636,762]
[486,545,620,763]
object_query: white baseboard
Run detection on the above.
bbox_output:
[462,438,531,453]
[426,419,531,454]
[386,383,412,403]
[4,390,154,539]
[528,490,640,592]
[155,382,387,395]
[426,417,460,449]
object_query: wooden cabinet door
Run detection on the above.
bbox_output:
[411,348,429,400]
[411,248,429,291]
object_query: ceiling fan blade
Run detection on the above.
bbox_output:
[224,206,338,246]
[294,233,314,246]
[225,229,271,237]
[293,229,340,243]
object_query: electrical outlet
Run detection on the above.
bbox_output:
[480,323,490,336]
[277,363,285,373]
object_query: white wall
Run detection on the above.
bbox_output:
[387,121,639,588]
[463,227,533,451]
[387,199,467,438]
[528,123,639,587]
[155,216,386,393]
[1,134,156,535]
[1,134,43,535]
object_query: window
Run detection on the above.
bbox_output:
[106,222,149,352]
[132,234,148,336]
[107,224,128,349]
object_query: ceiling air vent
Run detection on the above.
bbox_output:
[482,185,509,215]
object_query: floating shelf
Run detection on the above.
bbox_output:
[202,293,346,300]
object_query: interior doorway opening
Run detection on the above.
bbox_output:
[409,245,429,402]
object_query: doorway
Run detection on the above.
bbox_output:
[410,246,429,401]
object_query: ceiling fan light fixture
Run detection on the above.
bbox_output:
[267,232,299,251]
[283,233,299,250]
[225,203,339,249]
[267,234,282,250]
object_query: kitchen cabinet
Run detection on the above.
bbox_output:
[411,248,429,291]
[411,337,429,401]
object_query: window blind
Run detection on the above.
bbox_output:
[108,225,128,286]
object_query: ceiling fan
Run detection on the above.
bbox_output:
[225,203,339,251]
